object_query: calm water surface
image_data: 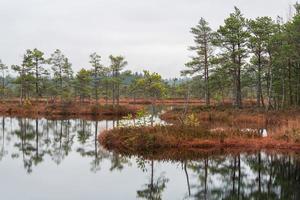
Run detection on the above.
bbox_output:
[0,116,299,200]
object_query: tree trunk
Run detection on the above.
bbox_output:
[297,63,300,106]
[204,41,210,106]
[112,70,115,108]
[20,74,23,105]
[236,66,242,108]
[257,52,262,107]
[35,119,39,159]
[288,59,293,106]
[94,121,98,160]
[267,53,273,110]
[281,69,286,109]
[237,44,243,108]
[150,160,154,198]
[184,162,191,196]
[105,81,108,106]
[204,157,208,199]
[2,70,5,100]
[60,66,63,102]
[116,81,120,115]
[35,59,39,101]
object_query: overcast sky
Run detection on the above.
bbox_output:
[0,0,295,78]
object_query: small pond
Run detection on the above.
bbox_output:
[0,116,299,199]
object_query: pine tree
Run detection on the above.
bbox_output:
[89,53,103,103]
[74,69,92,103]
[109,55,127,107]
[248,17,275,107]
[215,7,249,108]
[0,60,8,99]
[24,49,47,100]
[183,18,213,106]
[49,49,73,100]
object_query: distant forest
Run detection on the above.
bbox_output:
[1,4,300,110]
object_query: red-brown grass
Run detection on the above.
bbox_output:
[99,103,300,160]
[160,106,295,128]
[0,100,141,119]
[99,124,300,158]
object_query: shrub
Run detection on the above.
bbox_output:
[24,99,32,110]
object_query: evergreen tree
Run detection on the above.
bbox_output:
[109,55,127,107]
[49,49,73,100]
[74,69,92,103]
[0,60,8,99]
[183,18,213,106]
[24,49,47,99]
[248,17,275,107]
[215,7,249,108]
[89,53,103,103]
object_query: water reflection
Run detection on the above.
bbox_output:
[183,153,300,200]
[4,117,119,173]
[0,116,299,199]
[137,160,169,200]
[132,152,300,200]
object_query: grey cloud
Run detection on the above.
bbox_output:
[0,0,293,78]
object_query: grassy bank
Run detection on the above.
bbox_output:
[0,100,141,119]
[160,106,300,128]
[99,123,300,158]
[99,106,300,157]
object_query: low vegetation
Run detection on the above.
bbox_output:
[0,99,140,119]
[160,106,295,127]
[100,108,300,156]
[99,123,300,155]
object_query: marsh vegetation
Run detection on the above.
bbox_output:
[2,3,300,200]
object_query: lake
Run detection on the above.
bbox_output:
[0,116,299,200]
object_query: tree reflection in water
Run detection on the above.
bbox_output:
[8,117,115,173]
[137,160,169,200]
[0,117,300,199]
[0,117,8,161]
[180,153,300,200]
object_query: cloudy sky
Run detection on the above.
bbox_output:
[0,0,294,78]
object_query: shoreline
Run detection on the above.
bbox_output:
[99,124,300,160]
[100,146,300,162]
[0,101,141,120]
[100,135,300,161]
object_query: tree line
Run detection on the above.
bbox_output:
[0,49,167,107]
[184,3,300,109]
[1,4,300,109]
